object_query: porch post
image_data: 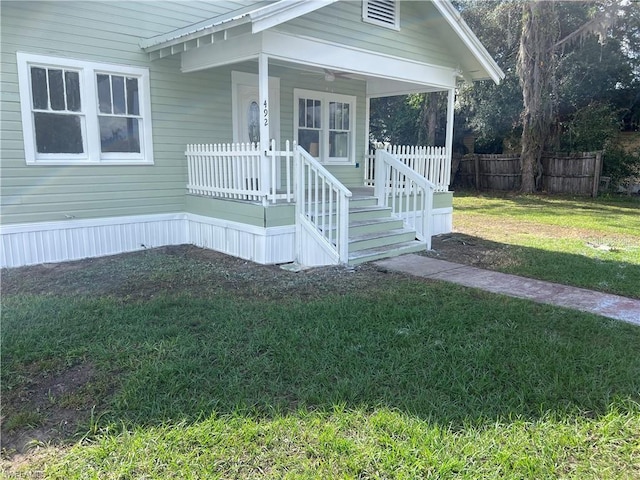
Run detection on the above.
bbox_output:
[444,87,455,189]
[258,53,271,200]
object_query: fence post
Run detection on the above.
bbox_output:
[474,154,480,190]
[592,151,603,198]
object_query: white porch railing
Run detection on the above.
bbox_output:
[295,145,352,264]
[186,140,294,205]
[365,145,450,192]
[374,149,435,249]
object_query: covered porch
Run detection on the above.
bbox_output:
[139,1,501,266]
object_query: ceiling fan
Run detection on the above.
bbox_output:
[301,68,352,82]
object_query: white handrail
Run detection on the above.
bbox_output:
[375,149,435,249]
[365,145,450,192]
[295,145,352,263]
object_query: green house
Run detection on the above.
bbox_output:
[1,0,503,268]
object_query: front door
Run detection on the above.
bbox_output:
[233,74,280,147]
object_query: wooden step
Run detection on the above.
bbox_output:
[348,228,417,253]
[348,240,426,265]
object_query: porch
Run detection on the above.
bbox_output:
[185,141,453,266]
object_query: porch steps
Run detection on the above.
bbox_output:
[346,195,425,265]
[308,195,424,265]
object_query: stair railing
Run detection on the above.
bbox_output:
[374,149,435,249]
[295,145,352,264]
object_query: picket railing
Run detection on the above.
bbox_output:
[295,145,352,264]
[186,140,294,205]
[365,145,450,192]
[374,149,434,249]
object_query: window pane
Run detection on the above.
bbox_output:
[248,101,260,144]
[298,98,306,127]
[48,69,65,111]
[126,77,139,115]
[30,67,48,110]
[344,104,350,130]
[34,112,83,153]
[314,100,321,128]
[99,116,140,153]
[97,74,112,114]
[112,75,126,114]
[65,71,81,112]
[329,102,336,130]
[298,129,320,156]
[329,131,349,158]
[305,99,313,127]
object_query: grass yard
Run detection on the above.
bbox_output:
[430,192,640,298]
[2,193,640,479]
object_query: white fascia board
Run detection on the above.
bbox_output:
[431,0,505,84]
[366,79,447,98]
[181,33,262,72]
[250,0,340,34]
[262,31,458,89]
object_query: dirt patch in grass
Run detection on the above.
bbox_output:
[0,245,404,302]
[424,233,522,271]
[1,361,104,458]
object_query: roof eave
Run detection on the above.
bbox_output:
[431,0,505,84]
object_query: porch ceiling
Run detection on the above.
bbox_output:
[179,30,460,92]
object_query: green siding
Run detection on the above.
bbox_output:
[277,1,458,69]
[186,195,265,228]
[265,204,296,228]
[0,1,238,225]
[434,191,453,209]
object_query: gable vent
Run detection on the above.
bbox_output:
[363,0,399,29]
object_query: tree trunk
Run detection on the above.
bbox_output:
[517,1,557,193]
[418,92,439,146]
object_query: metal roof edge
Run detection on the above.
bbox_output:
[140,0,338,51]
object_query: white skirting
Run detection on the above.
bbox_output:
[431,207,453,236]
[1,208,451,269]
[1,213,295,268]
[187,214,295,265]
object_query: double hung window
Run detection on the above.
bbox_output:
[295,89,355,163]
[17,53,153,165]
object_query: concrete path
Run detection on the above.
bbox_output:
[375,254,640,326]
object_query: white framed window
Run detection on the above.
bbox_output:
[294,89,355,164]
[17,52,154,165]
[363,0,399,30]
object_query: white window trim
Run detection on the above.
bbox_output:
[294,88,356,165]
[16,52,154,165]
[362,0,400,31]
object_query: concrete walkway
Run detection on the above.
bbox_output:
[374,254,640,326]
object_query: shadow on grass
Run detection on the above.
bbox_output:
[453,189,640,214]
[428,233,640,300]
[3,274,639,437]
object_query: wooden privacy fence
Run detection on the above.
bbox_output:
[456,151,603,196]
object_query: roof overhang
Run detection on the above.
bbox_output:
[140,0,504,85]
[140,0,339,58]
[431,0,504,84]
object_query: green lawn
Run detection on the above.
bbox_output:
[447,192,640,298]
[2,237,640,478]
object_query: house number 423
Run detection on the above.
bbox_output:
[263,100,269,126]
